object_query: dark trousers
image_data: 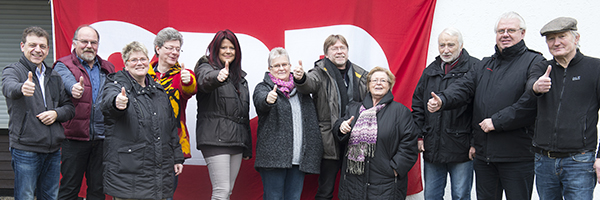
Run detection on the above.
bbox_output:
[473,158,534,200]
[315,159,342,200]
[59,139,105,200]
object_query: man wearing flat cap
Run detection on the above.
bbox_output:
[527,16,600,200]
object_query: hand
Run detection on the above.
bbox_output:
[594,159,600,183]
[293,60,304,80]
[427,92,442,113]
[21,72,35,97]
[533,65,552,94]
[243,156,250,160]
[340,116,355,134]
[393,169,398,177]
[217,61,229,82]
[72,76,84,99]
[479,118,495,133]
[174,164,183,176]
[469,146,476,160]
[115,87,128,110]
[180,63,191,84]
[418,140,425,152]
[36,110,57,125]
[266,85,278,104]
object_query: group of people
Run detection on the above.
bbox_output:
[417,12,600,200]
[2,10,600,200]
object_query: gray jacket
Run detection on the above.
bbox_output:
[2,54,75,153]
[295,59,367,160]
[253,72,322,174]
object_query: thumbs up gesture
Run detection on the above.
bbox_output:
[266,85,278,104]
[218,61,230,82]
[293,60,304,80]
[115,87,128,110]
[72,76,85,99]
[533,65,552,94]
[21,71,35,97]
[180,63,191,84]
[427,92,443,113]
[340,116,355,134]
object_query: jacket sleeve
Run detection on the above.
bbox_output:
[195,63,226,93]
[180,68,197,99]
[54,62,77,97]
[390,108,419,178]
[53,76,75,123]
[439,64,480,110]
[490,55,545,131]
[2,66,25,99]
[100,79,127,119]
[411,70,428,138]
[253,82,276,114]
[294,68,322,95]
[526,61,547,97]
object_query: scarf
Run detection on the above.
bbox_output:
[268,72,295,98]
[346,103,386,175]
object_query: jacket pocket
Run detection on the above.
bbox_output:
[117,143,145,174]
[18,111,50,146]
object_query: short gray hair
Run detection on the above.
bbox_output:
[571,30,581,48]
[440,27,463,48]
[122,41,149,63]
[494,11,526,33]
[267,47,290,67]
[154,27,183,49]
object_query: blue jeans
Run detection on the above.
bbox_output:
[259,165,305,200]
[11,148,61,200]
[423,160,473,200]
[534,152,596,200]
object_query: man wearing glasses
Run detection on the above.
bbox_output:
[293,34,368,200]
[54,25,115,200]
[427,12,545,200]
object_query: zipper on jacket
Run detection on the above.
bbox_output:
[552,67,568,150]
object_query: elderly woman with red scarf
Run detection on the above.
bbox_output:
[334,67,419,200]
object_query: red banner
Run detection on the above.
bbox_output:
[52,0,435,199]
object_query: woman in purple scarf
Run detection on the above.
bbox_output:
[334,67,419,200]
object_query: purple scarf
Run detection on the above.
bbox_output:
[346,103,385,175]
[268,73,295,98]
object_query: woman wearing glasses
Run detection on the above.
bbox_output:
[194,29,252,200]
[253,47,322,200]
[101,41,184,200]
[334,67,418,200]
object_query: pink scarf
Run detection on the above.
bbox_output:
[268,73,295,98]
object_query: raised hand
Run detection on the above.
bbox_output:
[180,63,191,84]
[340,116,355,134]
[427,92,442,113]
[533,65,552,94]
[266,85,278,104]
[72,76,85,99]
[293,60,304,80]
[218,61,229,82]
[22,71,35,97]
[115,87,128,110]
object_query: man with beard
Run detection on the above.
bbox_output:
[412,27,479,200]
[54,25,115,200]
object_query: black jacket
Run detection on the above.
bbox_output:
[101,70,184,199]
[439,40,545,162]
[527,50,600,155]
[412,49,479,163]
[2,54,74,153]
[194,62,252,157]
[253,72,323,174]
[334,92,418,200]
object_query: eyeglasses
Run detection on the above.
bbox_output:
[269,63,290,69]
[76,39,98,46]
[370,79,388,84]
[328,46,347,52]
[127,58,148,64]
[162,46,182,53]
[496,28,522,35]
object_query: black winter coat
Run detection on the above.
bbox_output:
[194,62,252,157]
[253,72,322,174]
[439,40,545,162]
[101,70,184,199]
[334,92,418,200]
[527,50,600,154]
[412,49,479,163]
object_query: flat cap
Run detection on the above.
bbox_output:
[540,17,577,36]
